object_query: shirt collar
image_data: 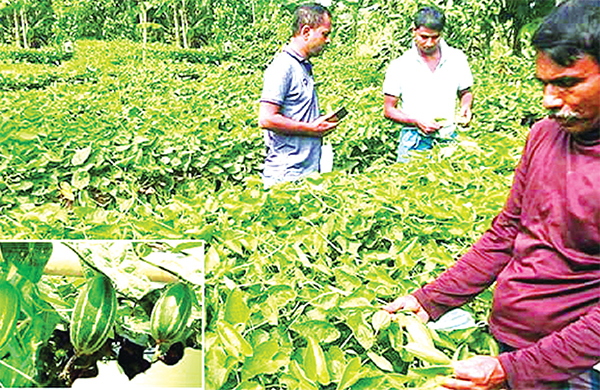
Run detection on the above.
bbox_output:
[410,39,449,65]
[284,46,309,63]
[284,45,313,74]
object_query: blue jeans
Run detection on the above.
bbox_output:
[396,127,433,163]
[396,127,457,162]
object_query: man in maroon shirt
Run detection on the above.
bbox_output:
[383,1,600,389]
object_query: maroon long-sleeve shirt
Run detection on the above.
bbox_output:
[413,118,600,389]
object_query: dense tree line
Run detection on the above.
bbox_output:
[0,0,557,55]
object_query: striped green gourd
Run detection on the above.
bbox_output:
[150,283,193,345]
[0,281,20,350]
[70,275,117,356]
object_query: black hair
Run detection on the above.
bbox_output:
[292,2,332,37]
[532,0,600,66]
[413,6,445,32]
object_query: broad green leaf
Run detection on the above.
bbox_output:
[241,339,289,381]
[452,343,470,362]
[205,245,220,274]
[0,242,53,283]
[72,145,92,166]
[366,351,393,372]
[265,285,297,307]
[384,373,410,388]
[336,356,362,390]
[235,380,264,390]
[334,268,362,292]
[224,288,250,325]
[325,346,346,382]
[72,170,90,190]
[404,342,452,365]
[408,365,453,379]
[339,287,374,309]
[205,340,238,390]
[289,320,340,344]
[310,289,340,311]
[345,312,374,350]
[281,360,319,390]
[387,321,404,352]
[364,267,398,290]
[303,337,330,385]
[217,321,253,359]
[404,314,436,349]
[351,375,388,390]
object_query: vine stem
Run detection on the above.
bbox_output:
[299,216,343,253]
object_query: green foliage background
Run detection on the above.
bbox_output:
[0,0,554,388]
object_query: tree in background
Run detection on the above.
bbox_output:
[0,0,559,58]
[500,0,556,55]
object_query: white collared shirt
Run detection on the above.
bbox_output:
[382,40,473,125]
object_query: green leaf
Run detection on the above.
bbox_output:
[224,288,250,325]
[235,380,264,390]
[72,145,92,166]
[404,342,452,365]
[366,351,393,372]
[217,321,253,359]
[72,170,90,190]
[339,287,374,309]
[281,360,319,390]
[336,356,363,390]
[303,337,330,385]
[345,311,374,350]
[384,373,410,388]
[290,320,340,344]
[205,246,221,274]
[334,268,362,292]
[325,346,346,382]
[404,314,436,349]
[0,242,53,283]
[408,365,453,379]
[241,339,289,381]
[205,336,238,390]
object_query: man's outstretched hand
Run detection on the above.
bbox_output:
[382,295,430,323]
[441,356,507,390]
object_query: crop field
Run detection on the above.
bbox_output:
[0,0,553,388]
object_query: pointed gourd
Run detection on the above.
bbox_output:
[150,282,193,346]
[0,281,20,351]
[70,275,117,356]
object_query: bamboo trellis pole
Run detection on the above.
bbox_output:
[42,244,178,283]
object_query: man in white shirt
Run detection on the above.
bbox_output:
[383,6,473,162]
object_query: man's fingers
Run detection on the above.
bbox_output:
[382,295,429,322]
[382,297,405,313]
[415,308,430,323]
[441,377,481,390]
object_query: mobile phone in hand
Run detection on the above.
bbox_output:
[333,106,348,121]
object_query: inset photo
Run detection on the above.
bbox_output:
[0,240,203,388]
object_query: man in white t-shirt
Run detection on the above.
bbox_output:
[383,6,473,162]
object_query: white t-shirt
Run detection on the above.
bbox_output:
[382,40,473,127]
